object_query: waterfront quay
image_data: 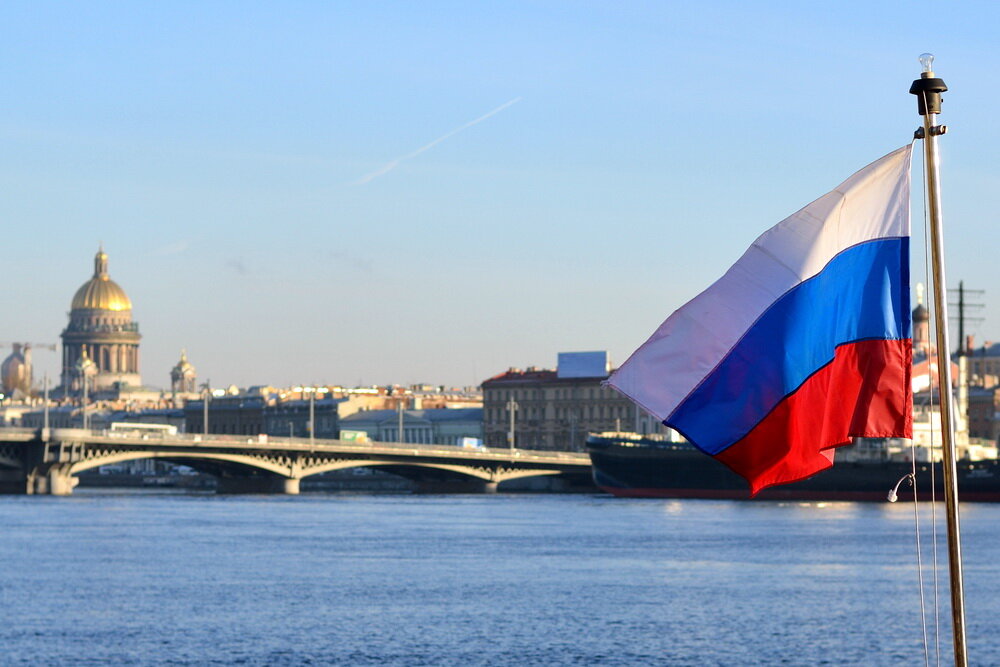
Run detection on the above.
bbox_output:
[0,427,592,496]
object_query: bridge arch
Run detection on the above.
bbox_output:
[292,459,565,485]
[69,450,297,478]
[0,444,22,470]
[300,459,498,481]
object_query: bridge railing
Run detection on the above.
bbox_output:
[0,427,37,436]
[0,427,589,462]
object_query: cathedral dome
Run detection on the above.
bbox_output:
[71,249,132,312]
[172,350,195,374]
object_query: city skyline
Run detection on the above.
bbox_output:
[3,3,999,388]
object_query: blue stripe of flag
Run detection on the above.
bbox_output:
[666,237,910,455]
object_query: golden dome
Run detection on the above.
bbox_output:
[173,349,195,372]
[71,249,133,312]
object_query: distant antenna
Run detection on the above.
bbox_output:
[949,281,985,355]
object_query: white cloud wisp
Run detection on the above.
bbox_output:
[351,97,522,185]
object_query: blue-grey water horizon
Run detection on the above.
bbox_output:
[2,491,998,666]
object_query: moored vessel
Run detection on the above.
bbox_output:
[587,432,1000,502]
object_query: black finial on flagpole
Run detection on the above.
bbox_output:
[910,53,948,115]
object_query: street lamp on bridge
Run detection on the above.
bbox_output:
[200,380,211,435]
[506,399,518,453]
[42,373,50,440]
[306,385,316,446]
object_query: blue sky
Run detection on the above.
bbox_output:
[2,1,998,389]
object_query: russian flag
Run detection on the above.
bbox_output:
[607,145,914,495]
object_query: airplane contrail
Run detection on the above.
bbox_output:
[350,97,522,185]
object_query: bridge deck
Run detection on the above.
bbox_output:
[2,427,590,466]
[0,427,593,495]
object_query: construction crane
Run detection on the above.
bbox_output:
[0,342,57,352]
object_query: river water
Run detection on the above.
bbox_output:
[2,491,999,666]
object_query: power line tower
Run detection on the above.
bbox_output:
[949,281,985,356]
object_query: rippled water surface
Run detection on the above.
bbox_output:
[3,491,1000,665]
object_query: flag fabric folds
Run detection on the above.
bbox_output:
[606,145,914,495]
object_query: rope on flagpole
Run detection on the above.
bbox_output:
[891,135,941,667]
[894,456,931,667]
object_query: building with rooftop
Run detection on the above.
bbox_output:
[481,351,674,452]
[339,408,482,445]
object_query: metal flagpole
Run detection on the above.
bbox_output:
[910,53,967,666]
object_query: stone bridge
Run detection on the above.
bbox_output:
[0,428,593,495]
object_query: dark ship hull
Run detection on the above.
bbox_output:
[587,434,1000,502]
